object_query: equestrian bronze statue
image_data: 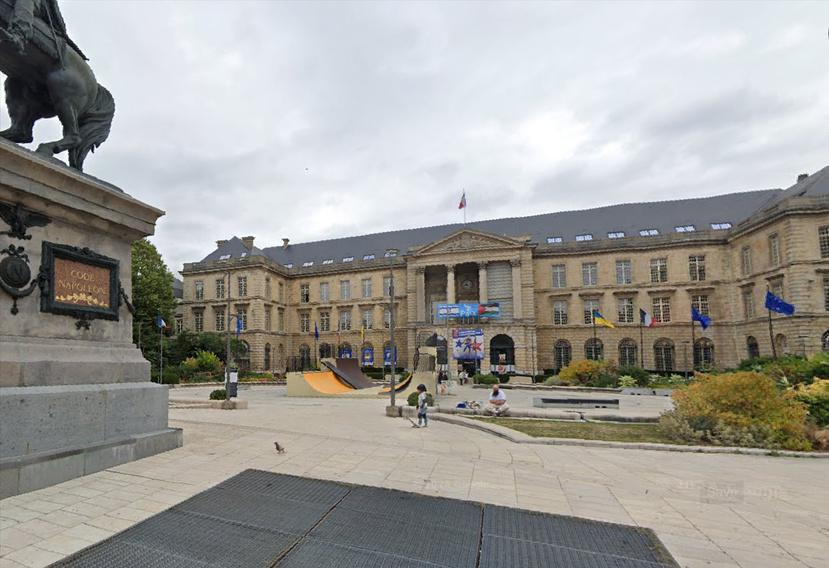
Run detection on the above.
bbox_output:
[0,0,113,171]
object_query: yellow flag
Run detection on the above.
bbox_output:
[592,310,615,329]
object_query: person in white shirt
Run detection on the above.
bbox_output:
[484,384,509,417]
[416,384,429,427]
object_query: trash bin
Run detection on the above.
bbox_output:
[227,368,239,398]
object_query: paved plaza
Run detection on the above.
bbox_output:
[1,385,827,568]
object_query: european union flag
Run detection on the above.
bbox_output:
[155,315,166,329]
[314,322,320,340]
[691,308,711,330]
[236,316,243,337]
[765,291,795,316]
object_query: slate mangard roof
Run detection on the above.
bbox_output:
[199,166,829,269]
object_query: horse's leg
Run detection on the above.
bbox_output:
[35,67,85,158]
[35,98,80,156]
[0,77,48,143]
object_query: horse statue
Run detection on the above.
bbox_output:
[0,0,113,171]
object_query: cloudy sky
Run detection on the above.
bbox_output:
[3,1,828,275]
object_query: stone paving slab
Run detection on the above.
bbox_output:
[50,470,677,568]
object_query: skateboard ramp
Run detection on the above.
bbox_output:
[286,371,384,398]
[321,358,376,389]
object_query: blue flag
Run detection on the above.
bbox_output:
[765,291,795,316]
[155,315,166,329]
[236,316,243,337]
[314,322,320,340]
[691,308,711,330]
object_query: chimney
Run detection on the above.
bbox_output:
[282,238,290,249]
[216,239,228,248]
[797,173,809,183]
[241,236,255,250]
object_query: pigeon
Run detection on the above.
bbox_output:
[274,441,287,454]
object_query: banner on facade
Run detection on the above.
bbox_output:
[339,346,353,358]
[383,346,398,365]
[361,347,374,365]
[436,302,500,320]
[452,328,485,360]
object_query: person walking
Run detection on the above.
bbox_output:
[416,383,429,428]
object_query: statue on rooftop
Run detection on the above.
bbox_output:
[0,0,114,171]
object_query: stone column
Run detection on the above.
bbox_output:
[478,262,488,303]
[511,259,523,320]
[446,264,456,304]
[415,266,426,322]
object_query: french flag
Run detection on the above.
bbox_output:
[639,308,656,327]
[458,191,466,209]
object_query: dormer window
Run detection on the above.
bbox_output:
[711,222,732,230]
[240,252,247,257]
[302,261,314,267]
[284,263,293,268]
[607,231,625,239]
[546,236,563,244]
[322,259,334,265]
[219,254,231,260]
[384,249,398,258]
[363,254,375,261]
[675,225,696,233]
[342,256,354,262]
[639,228,659,237]
[575,234,593,242]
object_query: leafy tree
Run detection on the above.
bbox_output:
[166,331,247,366]
[131,239,176,366]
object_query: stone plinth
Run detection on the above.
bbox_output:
[0,140,182,498]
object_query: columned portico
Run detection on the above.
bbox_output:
[446,264,456,304]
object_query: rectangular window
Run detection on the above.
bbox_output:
[608,231,625,239]
[265,307,272,331]
[575,234,593,242]
[582,262,598,286]
[741,246,752,276]
[320,311,330,332]
[278,282,284,303]
[617,297,634,323]
[691,294,710,316]
[553,300,568,325]
[215,310,225,332]
[175,317,184,334]
[675,225,696,233]
[742,290,755,319]
[820,226,829,258]
[384,308,391,329]
[363,254,375,261]
[639,228,659,237]
[194,311,204,332]
[616,260,632,285]
[215,278,225,299]
[711,222,732,230]
[583,299,599,325]
[265,277,271,299]
[771,281,784,301]
[339,311,352,331]
[769,233,780,266]
[300,283,310,303]
[237,276,247,297]
[551,264,566,288]
[319,282,330,302]
[278,309,285,331]
[194,280,204,300]
[322,259,334,265]
[689,255,706,281]
[361,278,372,298]
[237,308,247,331]
[824,278,829,311]
[383,276,393,296]
[302,261,314,267]
[546,236,563,244]
[362,309,373,329]
[652,297,671,323]
[342,256,354,262]
[300,312,310,333]
[650,258,668,283]
[384,249,398,258]
[340,280,351,300]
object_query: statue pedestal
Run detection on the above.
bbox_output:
[0,140,182,498]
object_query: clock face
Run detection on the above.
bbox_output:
[461,279,474,290]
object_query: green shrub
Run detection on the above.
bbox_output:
[406,391,434,407]
[159,368,181,384]
[618,376,638,388]
[558,360,617,387]
[618,366,650,386]
[795,380,829,426]
[240,371,274,380]
[209,389,227,400]
[658,372,810,451]
[474,374,499,385]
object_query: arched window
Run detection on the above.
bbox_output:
[490,334,515,366]
[264,343,271,370]
[823,331,829,351]
[746,336,760,359]
[654,339,674,372]
[276,344,285,370]
[585,338,603,361]
[618,339,637,368]
[554,340,571,370]
[693,338,714,369]
[338,342,352,358]
[298,344,311,370]
[319,342,333,359]
[237,340,250,371]
[775,334,788,355]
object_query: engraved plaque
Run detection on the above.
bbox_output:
[54,258,111,308]
[41,242,120,321]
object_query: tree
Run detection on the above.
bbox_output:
[131,239,176,366]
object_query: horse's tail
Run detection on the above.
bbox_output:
[70,84,115,171]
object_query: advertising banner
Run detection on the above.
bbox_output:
[436,302,500,320]
[384,347,398,365]
[452,328,485,360]
[361,347,374,365]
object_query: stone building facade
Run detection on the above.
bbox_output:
[178,167,829,374]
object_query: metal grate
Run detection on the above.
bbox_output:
[51,470,678,568]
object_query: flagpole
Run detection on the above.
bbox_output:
[767,285,777,360]
[592,312,598,359]
[639,311,645,369]
[690,312,696,374]
[159,317,163,384]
